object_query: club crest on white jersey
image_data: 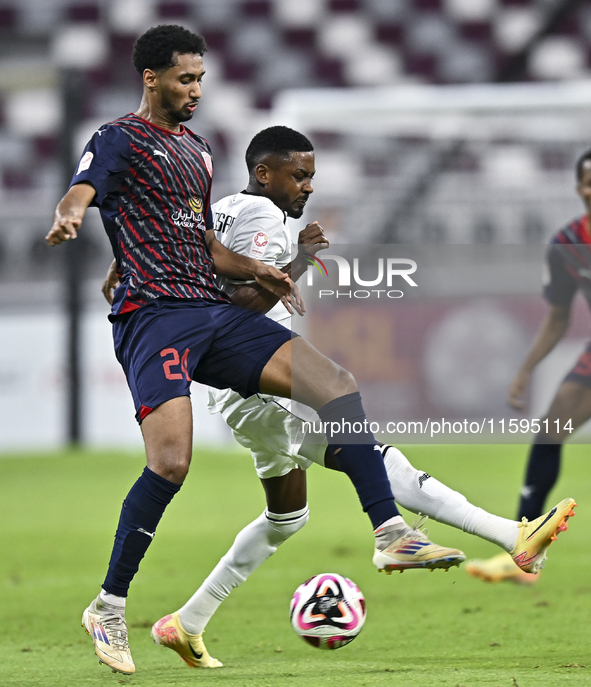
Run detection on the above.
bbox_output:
[250,231,269,258]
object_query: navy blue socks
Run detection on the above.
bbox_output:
[317,392,399,529]
[517,439,562,521]
[102,467,181,597]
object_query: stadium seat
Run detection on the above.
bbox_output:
[0,5,17,29]
[2,0,591,260]
[67,4,101,23]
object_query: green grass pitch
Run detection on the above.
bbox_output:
[1,443,589,687]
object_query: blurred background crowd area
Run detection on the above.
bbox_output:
[2,0,591,448]
[2,0,591,289]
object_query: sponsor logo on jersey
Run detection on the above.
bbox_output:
[171,197,204,229]
[153,149,170,162]
[189,196,203,214]
[214,211,235,233]
[76,151,94,175]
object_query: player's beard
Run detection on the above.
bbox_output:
[169,106,194,124]
[161,92,194,124]
[289,198,309,219]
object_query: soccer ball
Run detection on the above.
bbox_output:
[289,573,366,650]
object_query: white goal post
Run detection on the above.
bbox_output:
[265,80,591,244]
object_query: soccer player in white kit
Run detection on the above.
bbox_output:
[105,126,575,669]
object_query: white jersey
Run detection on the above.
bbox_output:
[207,191,325,478]
[212,192,292,327]
[208,192,293,417]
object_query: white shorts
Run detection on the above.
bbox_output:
[208,388,327,479]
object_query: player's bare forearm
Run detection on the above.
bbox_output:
[245,221,329,288]
[508,304,571,409]
[231,222,329,303]
[292,221,329,282]
[216,222,328,314]
[230,259,296,313]
[230,284,279,313]
[207,231,264,280]
[46,182,97,246]
[519,304,571,374]
[231,273,304,316]
[223,222,329,313]
[254,270,305,316]
[289,254,315,283]
[273,252,315,286]
[207,231,304,314]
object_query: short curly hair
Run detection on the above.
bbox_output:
[245,126,314,172]
[576,148,591,182]
[132,25,207,76]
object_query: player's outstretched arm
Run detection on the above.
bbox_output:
[226,222,328,314]
[45,182,97,246]
[228,283,281,313]
[207,230,305,315]
[207,229,283,281]
[508,303,571,409]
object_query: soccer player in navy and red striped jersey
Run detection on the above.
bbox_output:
[68,102,230,318]
[467,150,591,584]
[45,24,462,675]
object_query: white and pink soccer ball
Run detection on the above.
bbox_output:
[289,573,366,650]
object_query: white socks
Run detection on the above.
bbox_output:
[373,515,411,550]
[175,445,520,637]
[178,506,309,635]
[382,446,519,552]
[99,590,126,609]
[374,515,405,533]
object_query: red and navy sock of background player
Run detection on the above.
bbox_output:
[317,392,399,529]
[517,438,562,522]
[102,467,181,597]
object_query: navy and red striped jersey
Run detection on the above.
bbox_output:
[71,113,230,316]
[544,215,591,310]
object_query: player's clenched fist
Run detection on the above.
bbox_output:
[507,369,531,410]
[45,216,81,246]
[45,182,97,246]
[298,221,329,254]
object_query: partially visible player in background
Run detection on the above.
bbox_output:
[101,126,576,668]
[467,149,591,584]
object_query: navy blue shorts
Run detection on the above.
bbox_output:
[112,298,294,422]
[564,341,591,388]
